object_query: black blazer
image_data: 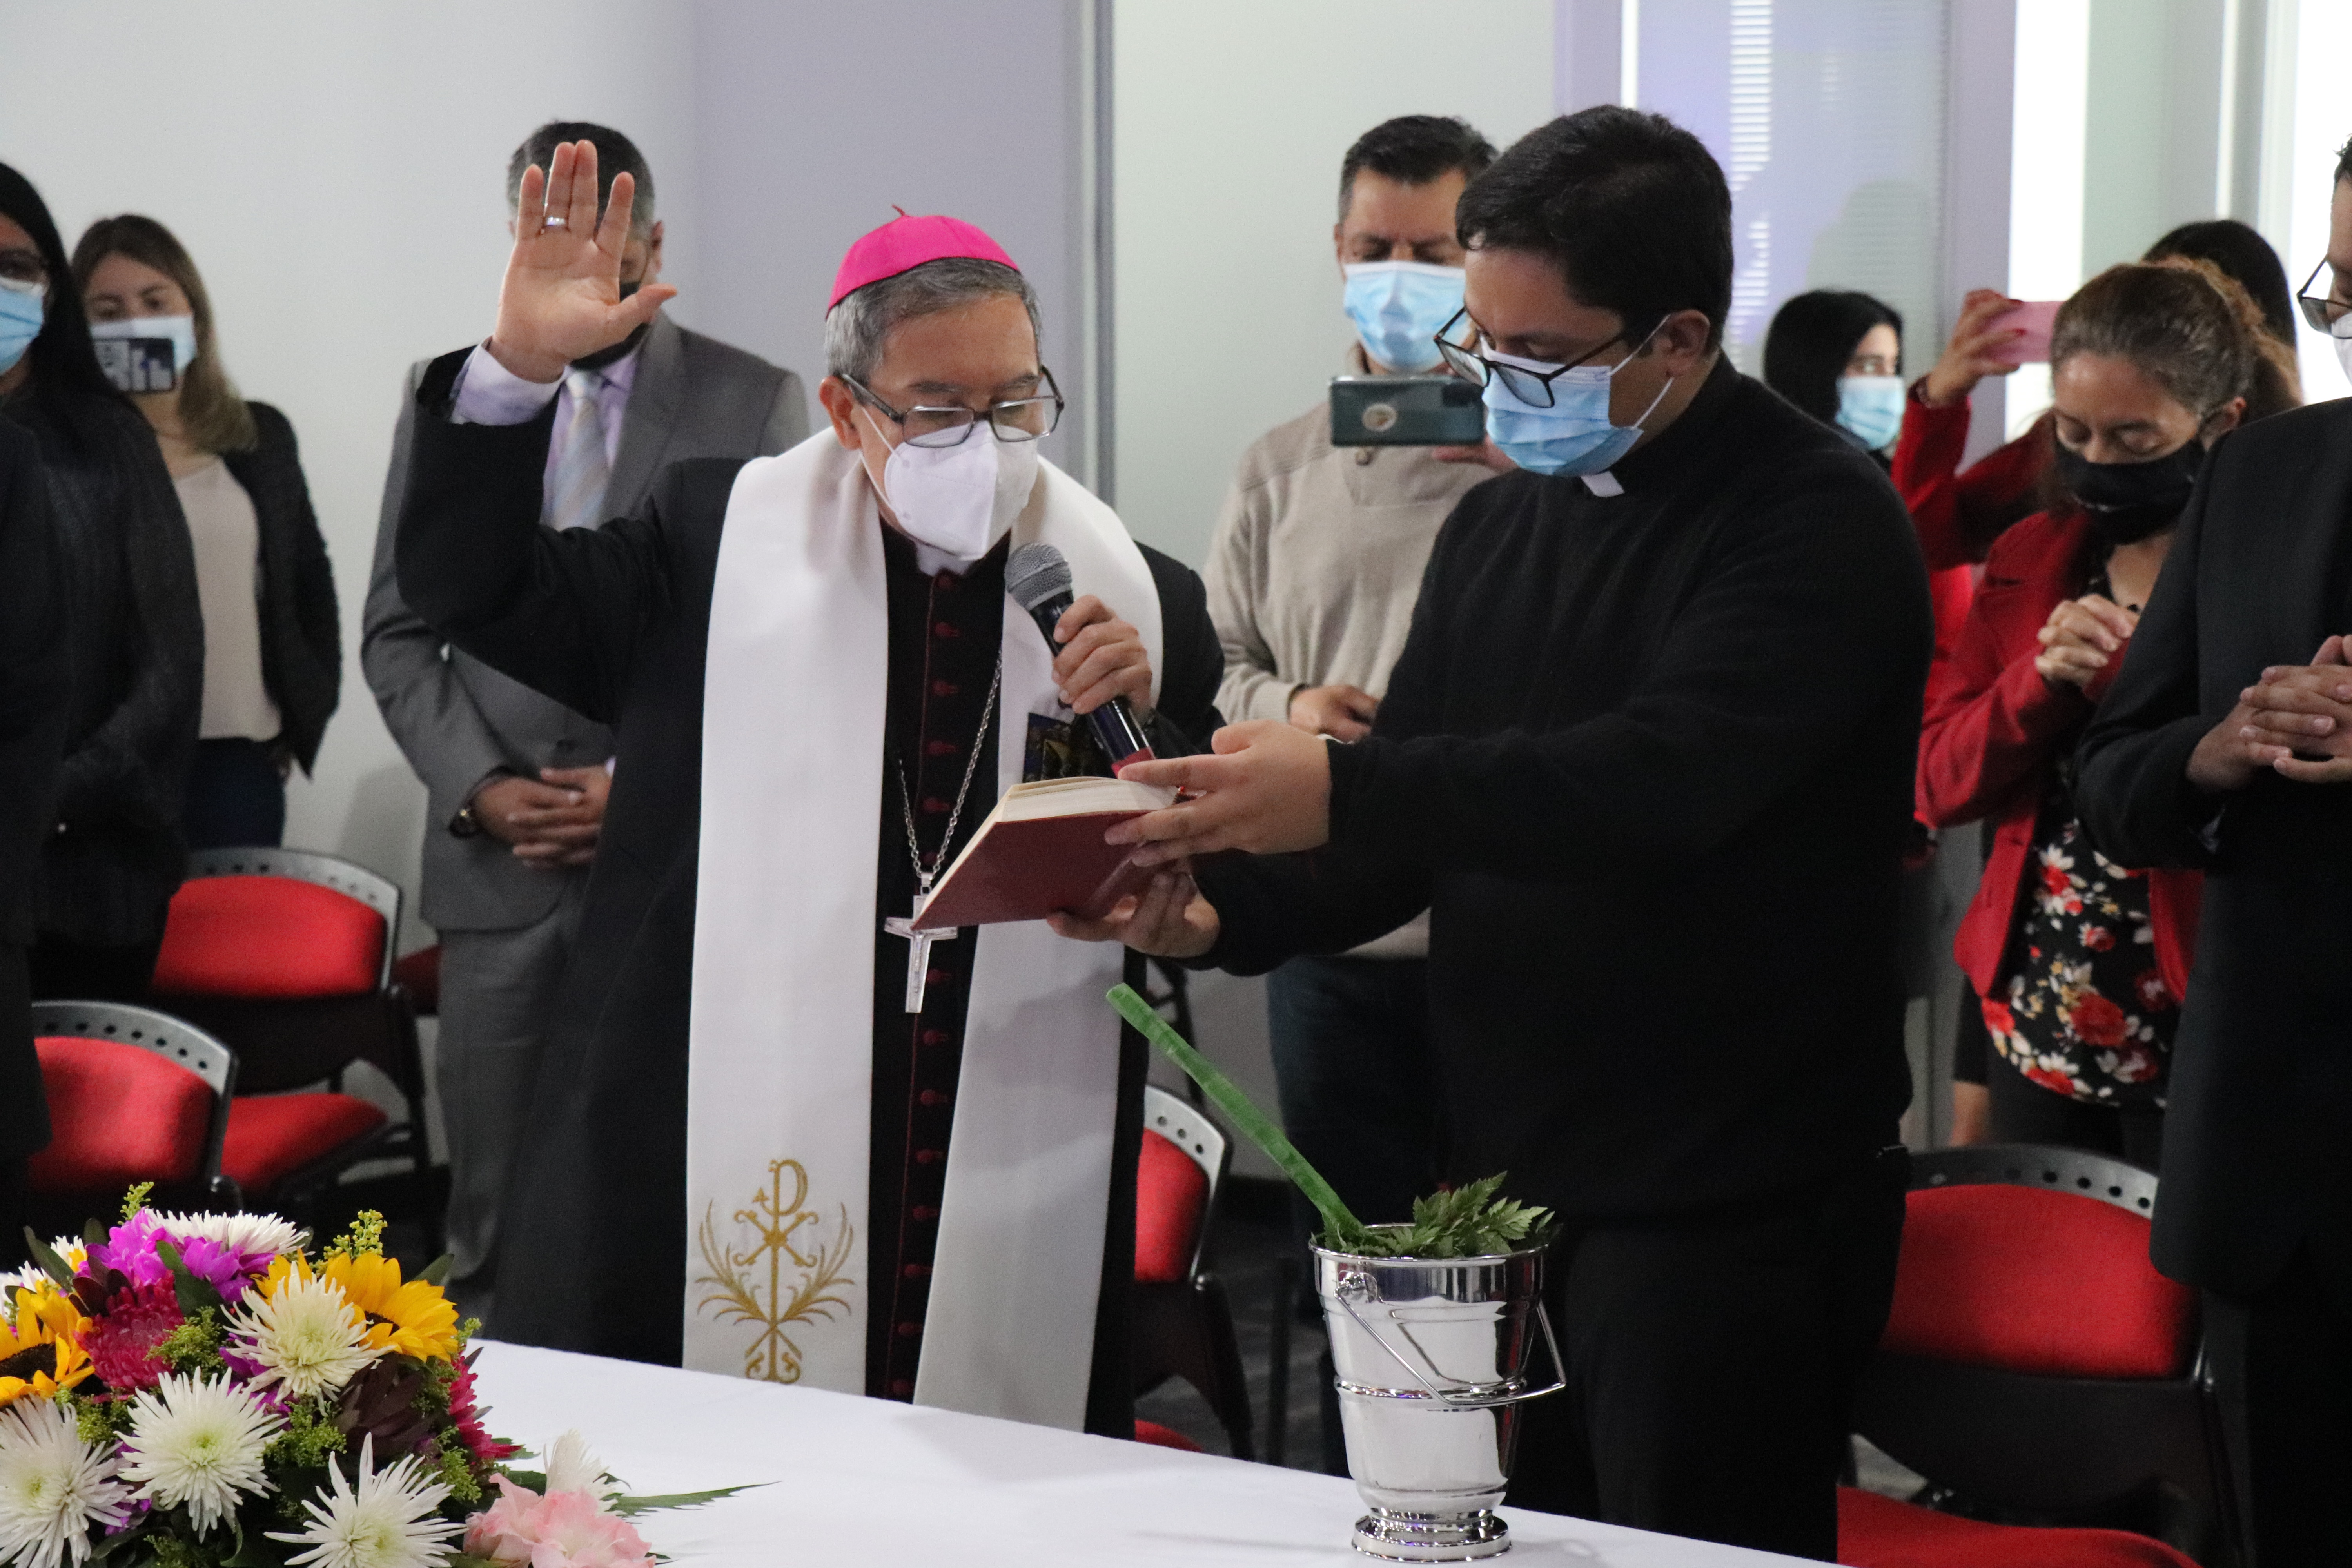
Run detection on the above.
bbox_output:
[2077,399,2352,1302]
[4,386,201,948]
[222,401,340,773]
[0,415,65,1159]
[393,349,1225,1370]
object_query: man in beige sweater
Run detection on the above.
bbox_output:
[1202,115,1503,1246]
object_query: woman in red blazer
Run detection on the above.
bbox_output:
[1918,261,2273,1167]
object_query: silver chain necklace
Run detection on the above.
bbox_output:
[882,659,1002,1013]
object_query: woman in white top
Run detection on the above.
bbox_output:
[73,214,339,849]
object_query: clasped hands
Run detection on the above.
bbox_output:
[2189,635,2352,791]
[1044,719,1338,958]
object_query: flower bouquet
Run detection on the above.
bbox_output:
[0,1196,737,1568]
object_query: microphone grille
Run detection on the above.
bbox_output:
[1006,542,1073,610]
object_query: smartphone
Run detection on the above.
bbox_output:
[1985,301,2062,366]
[1330,375,1486,447]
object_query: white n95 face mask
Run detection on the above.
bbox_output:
[89,314,198,393]
[862,407,1040,563]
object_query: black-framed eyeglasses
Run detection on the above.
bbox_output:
[844,365,1064,448]
[2296,256,2352,338]
[0,249,47,290]
[1432,305,1633,408]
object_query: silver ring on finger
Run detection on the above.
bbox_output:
[543,216,568,230]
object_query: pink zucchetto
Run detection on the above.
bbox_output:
[828,211,1020,309]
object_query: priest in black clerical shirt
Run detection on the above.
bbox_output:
[394,143,1221,1437]
[1058,109,1932,1559]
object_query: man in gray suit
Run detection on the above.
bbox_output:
[363,120,805,1317]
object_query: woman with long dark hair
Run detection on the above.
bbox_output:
[1762,289,1905,458]
[74,215,339,848]
[0,164,201,1002]
[1917,261,2266,1166]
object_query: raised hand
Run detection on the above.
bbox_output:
[487,140,676,383]
[1920,288,2024,407]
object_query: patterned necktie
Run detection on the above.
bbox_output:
[544,368,612,531]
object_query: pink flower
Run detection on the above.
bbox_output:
[447,1352,523,1467]
[82,1278,183,1393]
[465,1478,655,1568]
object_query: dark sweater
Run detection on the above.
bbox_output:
[1198,357,1932,1220]
[223,402,341,773]
[0,414,65,1159]
[2,386,200,947]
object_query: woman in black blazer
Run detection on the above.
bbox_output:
[0,165,202,1005]
[0,412,65,1267]
[74,214,339,850]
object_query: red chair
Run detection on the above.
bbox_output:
[1132,1083,1254,1458]
[149,848,439,1252]
[27,1001,238,1230]
[1841,1145,2236,1568]
[390,944,441,1017]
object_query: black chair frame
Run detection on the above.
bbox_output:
[1134,1083,1255,1459]
[27,1000,242,1221]
[1854,1143,2243,1564]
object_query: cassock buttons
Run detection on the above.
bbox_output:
[920,1029,952,1046]
[915,1148,945,1165]
[889,1379,914,1397]
[918,1089,951,1107]
[911,1205,939,1221]
[926,739,958,757]
[902,1262,932,1280]
[922,796,951,814]
[933,620,961,639]
[931,679,958,697]
[897,1321,923,1338]
[926,967,951,988]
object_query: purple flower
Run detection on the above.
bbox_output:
[81,1214,272,1303]
[82,1214,172,1290]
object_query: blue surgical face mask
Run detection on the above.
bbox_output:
[1835,374,1905,451]
[1480,323,1675,477]
[0,277,42,378]
[89,314,198,393]
[1343,261,1463,372]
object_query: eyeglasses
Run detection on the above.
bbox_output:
[0,249,47,289]
[2295,256,2352,338]
[845,365,1065,448]
[1432,306,1639,408]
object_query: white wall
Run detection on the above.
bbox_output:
[1109,0,1557,569]
[0,0,1085,946]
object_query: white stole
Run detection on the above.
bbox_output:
[683,433,1161,1430]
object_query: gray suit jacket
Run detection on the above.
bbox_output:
[363,312,806,933]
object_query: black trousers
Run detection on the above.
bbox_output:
[2203,1249,2352,1568]
[1986,1050,2165,1171]
[1506,1148,1909,1561]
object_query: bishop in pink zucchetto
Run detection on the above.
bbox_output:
[390,137,1222,1422]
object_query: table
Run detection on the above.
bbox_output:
[471,1341,1805,1566]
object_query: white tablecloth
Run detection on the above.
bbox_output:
[471,1341,1804,1566]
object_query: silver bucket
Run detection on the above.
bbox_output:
[1314,1235,1563,1561]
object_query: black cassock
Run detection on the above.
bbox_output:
[393,348,1223,1432]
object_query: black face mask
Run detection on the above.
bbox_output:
[572,276,649,371]
[2053,439,2206,546]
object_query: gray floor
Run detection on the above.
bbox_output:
[1136,1181,1928,1501]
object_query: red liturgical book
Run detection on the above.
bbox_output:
[911,776,1178,931]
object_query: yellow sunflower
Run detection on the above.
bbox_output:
[0,1283,92,1407]
[313,1253,460,1363]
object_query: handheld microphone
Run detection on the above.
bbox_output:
[1007,542,1156,771]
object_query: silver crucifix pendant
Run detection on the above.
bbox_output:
[883,884,956,1013]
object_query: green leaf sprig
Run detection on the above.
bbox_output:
[1107,985,1553,1260]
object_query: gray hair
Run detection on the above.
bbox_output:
[824,258,1041,386]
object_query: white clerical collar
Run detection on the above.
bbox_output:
[1582,470,1625,497]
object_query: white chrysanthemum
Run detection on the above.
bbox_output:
[120,1373,280,1535]
[543,1430,619,1506]
[0,1397,133,1568]
[0,1243,85,1295]
[151,1211,303,1259]
[228,1269,382,1401]
[266,1435,459,1568]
